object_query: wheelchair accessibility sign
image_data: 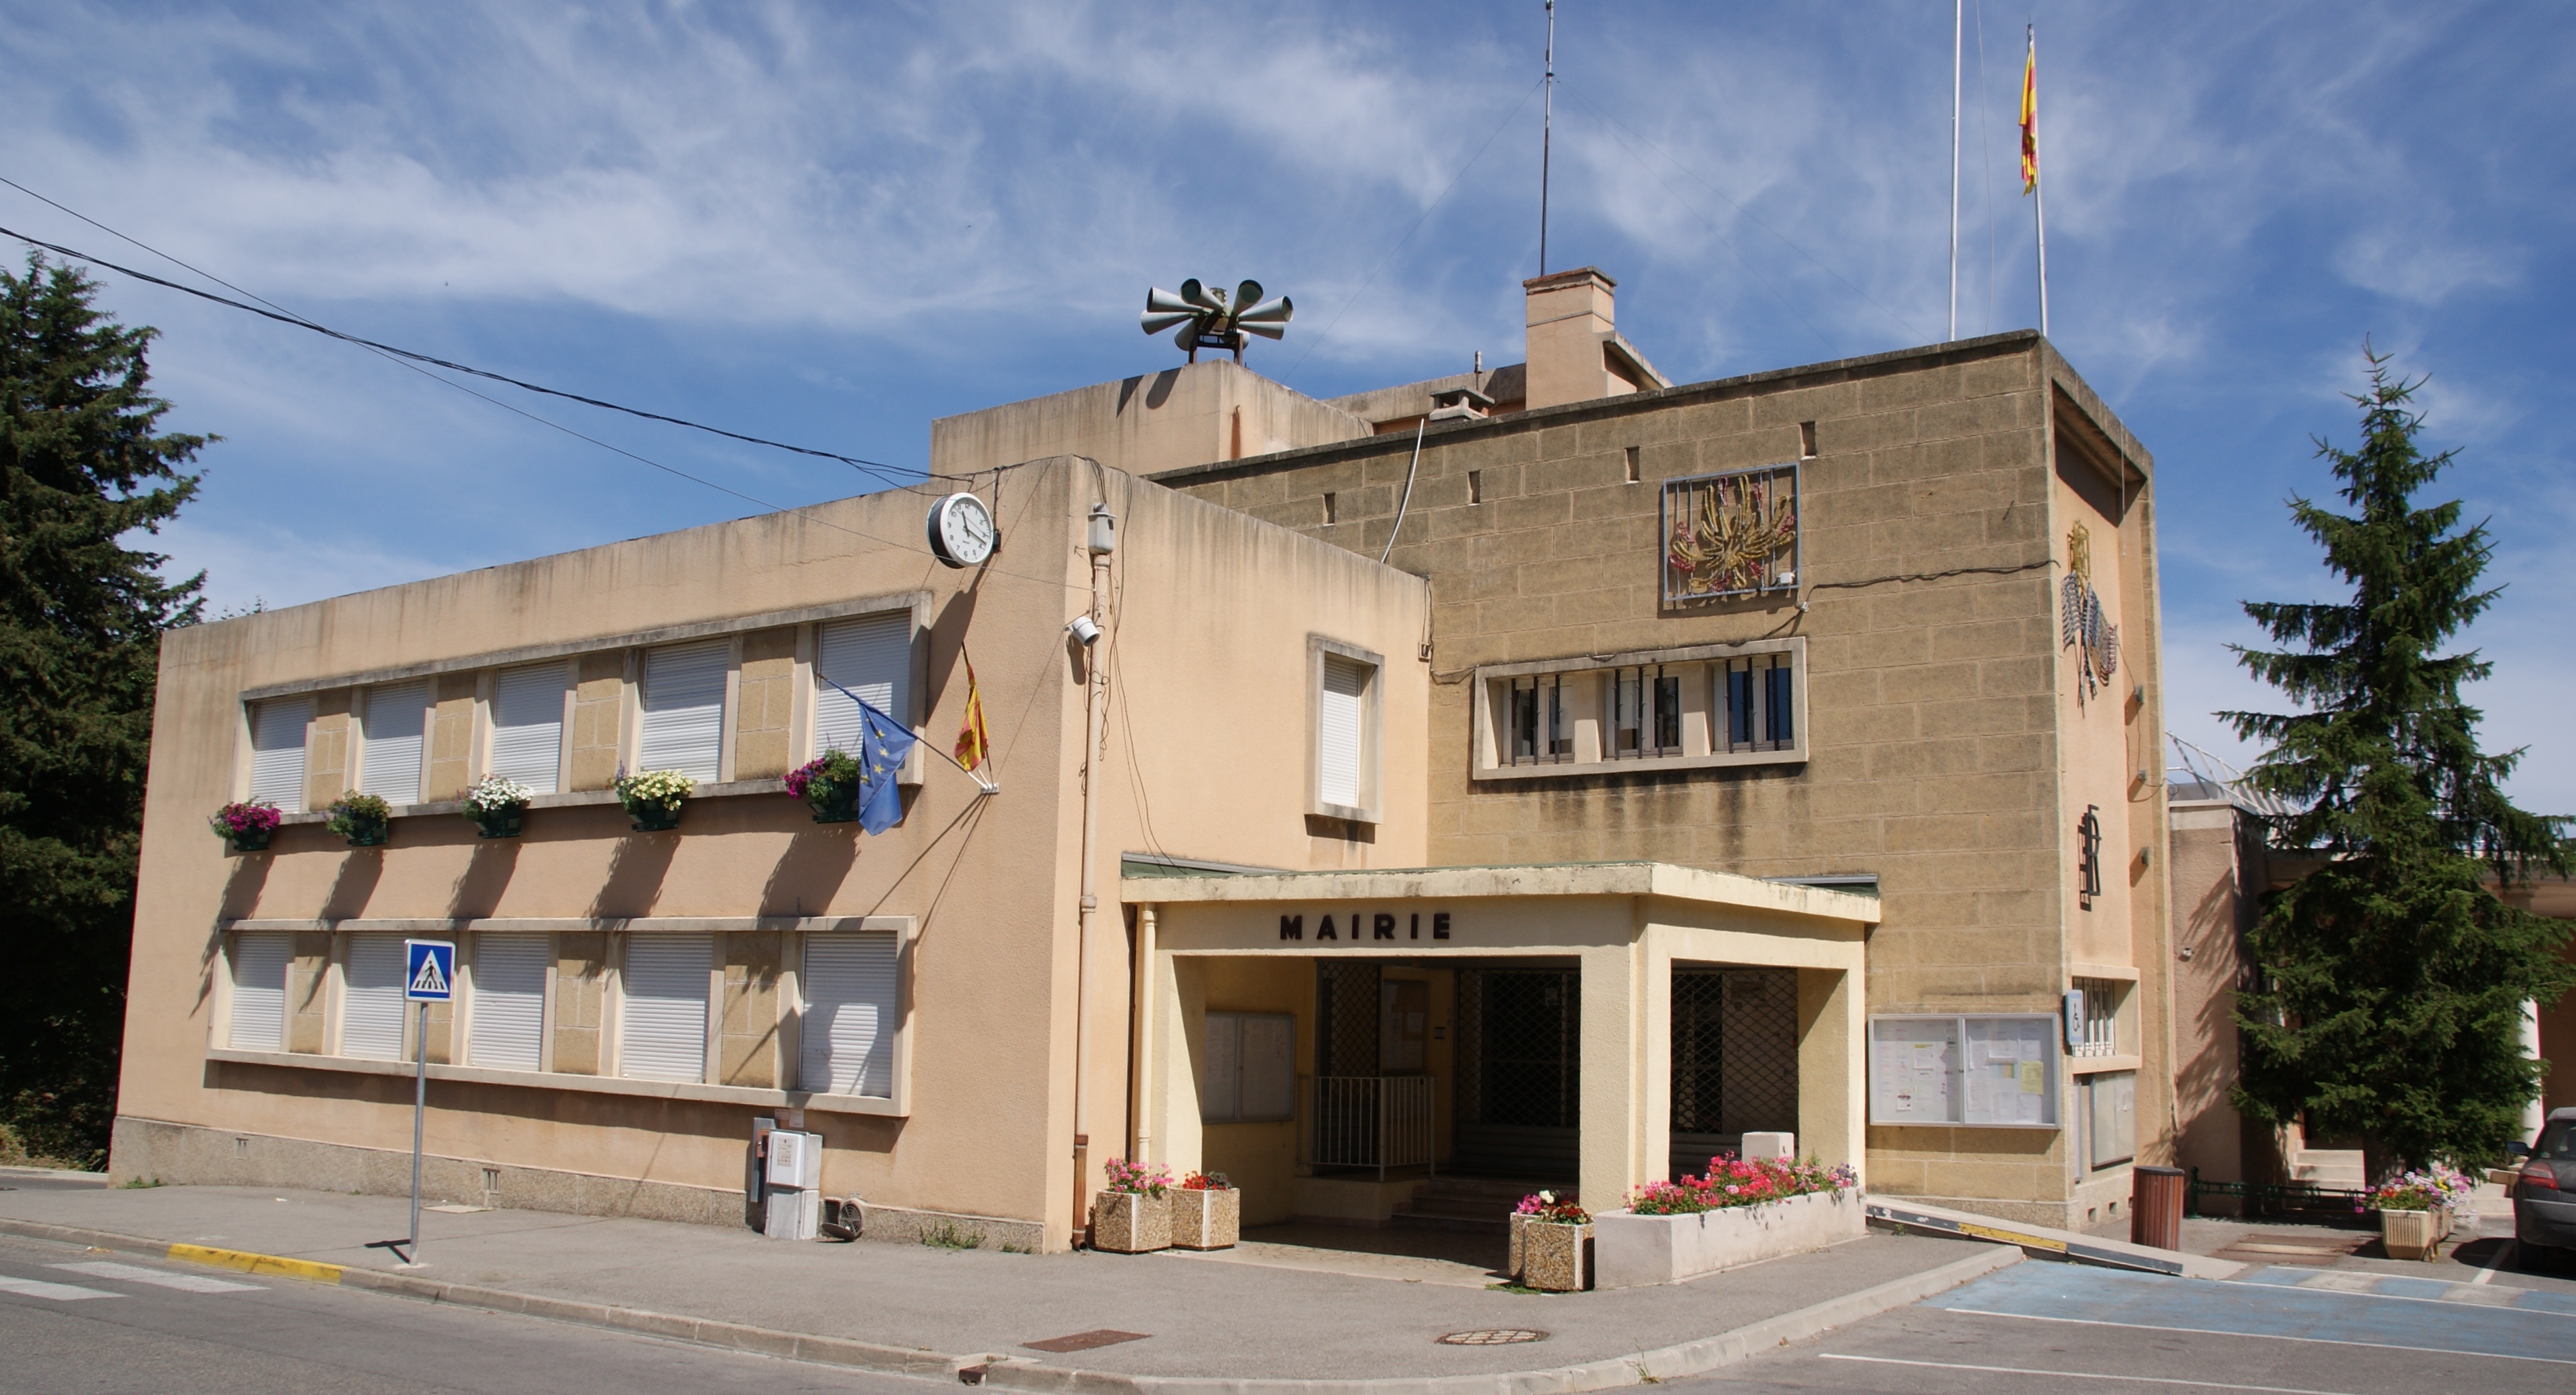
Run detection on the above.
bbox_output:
[404,940,455,1001]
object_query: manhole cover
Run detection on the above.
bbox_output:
[1437,1329,1548,1346]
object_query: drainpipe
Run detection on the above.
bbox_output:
[1071,498,1116,1243]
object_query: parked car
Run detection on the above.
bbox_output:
[2511,1107,2576,1266]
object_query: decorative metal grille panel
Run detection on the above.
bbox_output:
[1660,464,1799,604]
[1315,962,1381,1078]
[1671,968,1799,1136]
[1460,970,1580,1130]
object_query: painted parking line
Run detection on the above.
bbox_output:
[1818,1353,2360,1394]
[51,1260,265,1294]
[1925,1262,2576,1365]
[0,1274,121,1301]
[2234,1263,2576,1314]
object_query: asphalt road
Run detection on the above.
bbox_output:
[0,1232,933,1395]
[1702,1258,2576,1395]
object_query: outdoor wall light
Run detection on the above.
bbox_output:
[1066,615,1102,646]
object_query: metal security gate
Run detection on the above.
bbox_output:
[1670,968,1800,1178]
[1452,968,1580,1180]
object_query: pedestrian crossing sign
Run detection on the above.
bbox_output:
[404,940,454,1001]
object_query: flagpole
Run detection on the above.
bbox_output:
[1539,0,1555,278]
[1949,0,1962,342]
[817,673,997,796]
[2030,23,2050,338]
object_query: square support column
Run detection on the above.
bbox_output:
[1797,967,1863,1182]
[1578,937,1666,1212]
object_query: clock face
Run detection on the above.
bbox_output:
[928,492,996,568]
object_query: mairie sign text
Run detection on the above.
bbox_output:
[1279,911,1451,942]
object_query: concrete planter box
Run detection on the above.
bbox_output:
[1170,1187,1239,1249]
[1520,1221,1592,1292]
[1090,1191,1170,1253]
[2379,1207,2443,1261]
[1594,1188,1865,1288]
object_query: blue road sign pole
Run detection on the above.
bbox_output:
[410,997,426,1262]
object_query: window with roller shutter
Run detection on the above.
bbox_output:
[813,613,911,757]
[1311,639,1381,822]
[340,934,407,1060]
[488,664,566,793]
[800,932,899,1097]
[621,934,711,1083]
[638,641,729,783]
[359,681,430,803]
[228,932,290,1051]
[468,934,548,1072]
[249,698,310,811]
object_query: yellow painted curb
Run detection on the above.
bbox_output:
[166,1242,346,1284]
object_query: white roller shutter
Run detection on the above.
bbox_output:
[341,934,407,1060]
[639,641,727,783]
[228,932,290,1051]
[814,614,910,756]
[798,932,898,1097]
[468,934,547,1072]
[359,680,430,803]
[1318,655,1368,808]
[488,664,566,793]
[249,698,311,811]
[621,934,711,1082]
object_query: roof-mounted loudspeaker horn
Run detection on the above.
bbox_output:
[1139,275,1293,363]
[1141,286,1199,336]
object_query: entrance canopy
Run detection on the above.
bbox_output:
[1123,862,1878,1219]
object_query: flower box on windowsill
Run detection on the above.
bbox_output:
[804,783,860,824]
[1170,1187,1238,1250]
[471,808,525,839]
[623,802,683,833]
[1089,1191,1170,1254]
[1593,1188,1865,1288]
[222,827,273,854]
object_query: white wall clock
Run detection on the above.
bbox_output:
[926,492,996,568]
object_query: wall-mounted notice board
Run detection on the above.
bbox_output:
[1867,1014,2060,1128]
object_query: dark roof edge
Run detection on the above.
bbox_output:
[1147,330,2046,488]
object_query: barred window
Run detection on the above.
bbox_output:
[2071,978,2123,1058]
[1508,673,1576,765]
[1611,666,1682,759]
[1475,639,1807,781]
[1718,654,1797,754]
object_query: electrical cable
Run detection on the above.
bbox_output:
[1282,76,1547,382]
[0,207,957,489]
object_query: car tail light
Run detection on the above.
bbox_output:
[2523,1163,2560,1190]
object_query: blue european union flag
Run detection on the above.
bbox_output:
[856,700,918,834]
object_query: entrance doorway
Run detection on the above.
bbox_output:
[1670,967,1800,1178]
[1453,968,1580,1180]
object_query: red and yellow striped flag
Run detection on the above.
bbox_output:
[2019,30,2039,194]
[954,650,990,772]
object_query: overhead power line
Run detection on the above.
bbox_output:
[0,213,956,488]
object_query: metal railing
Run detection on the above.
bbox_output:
[2186,1167,2367,1220]
[1301,1075,1437,1181]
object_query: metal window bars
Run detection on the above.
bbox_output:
[1661,463,1800,604]
[1507,673,1576,764]
[2071,978,2121,1058]
[1718,654,1797,754]
[1611,666,1683,759]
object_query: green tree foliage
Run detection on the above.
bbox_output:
[1,255,205,1167]
[2224,349,2571,1178]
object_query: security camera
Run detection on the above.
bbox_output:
[1066,615,1102,646]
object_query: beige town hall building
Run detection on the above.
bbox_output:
[118,267,2185,1249]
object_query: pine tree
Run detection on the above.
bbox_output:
[0,254,206,1167]
[2223,348,2571,1180]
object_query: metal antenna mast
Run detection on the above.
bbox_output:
[1540,0,1555,276]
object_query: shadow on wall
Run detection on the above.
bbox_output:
[450,838,521,919]
[319,849,384,920]
[758,828,860,918]
[589,836,677,920]
[217,847,272,920]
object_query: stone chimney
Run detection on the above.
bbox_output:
[1521,267,1669,411]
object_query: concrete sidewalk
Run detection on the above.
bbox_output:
[0,1174,2015,1393]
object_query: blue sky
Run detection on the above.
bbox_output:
[6,1,2570,814]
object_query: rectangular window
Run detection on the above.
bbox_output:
[1201,1011,1295,1124]
[249,698,311,811]
[1318,654,1370,808]
[488,664,566,794]
[1508,673,1574,764]
[620,933,711,1083]
[358,680,430,804]
[340,933,407,1061]
[1719,654,1797,754]
[798,932,899,1097]
[814,614,910,756]
[1611,666,1681,759]
[638,641,728,783]
[2071,978,2122,1057]
[468,933,548,1072]
[228,932,290,1051]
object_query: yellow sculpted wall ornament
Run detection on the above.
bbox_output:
[1666,470,1797,599]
